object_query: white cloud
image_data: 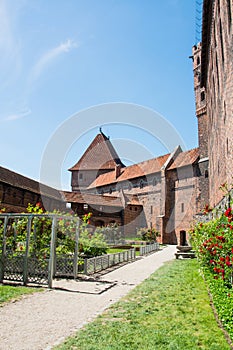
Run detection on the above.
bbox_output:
[30,39,78,82]
[4,107,31,121]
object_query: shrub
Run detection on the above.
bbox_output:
[190,208,233,285]
[190,205,233,341]
[0,206,107,259]
[95,223,124,245]
[137,227,159,242]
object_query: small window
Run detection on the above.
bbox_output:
[151,206,153,214]
[153,178,157,186]
[197,56,200,65]
[109,187,112,194]
[130,206,132,211]
[200,91,205,101]
[139,180,144,189]
[204,170,209,178]
[181,203,184,213]
[79,173,83,180]
[134,207,138,211]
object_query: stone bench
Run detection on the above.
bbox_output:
[175,251,196,259]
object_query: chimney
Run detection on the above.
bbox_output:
[115,164,121,179]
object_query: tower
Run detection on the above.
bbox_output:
[69,130,125,192]
[192,43,209,210]
[192,43,208,160]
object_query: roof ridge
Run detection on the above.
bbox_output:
[69,133,125,171]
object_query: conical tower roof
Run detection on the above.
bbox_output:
[69,131,125,171]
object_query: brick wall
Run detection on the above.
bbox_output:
[163,166,199,245]
[203,0,233,206]
[71,169,113,192]
[0,182,65,213]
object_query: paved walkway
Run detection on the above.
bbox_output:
[0,245,176,350]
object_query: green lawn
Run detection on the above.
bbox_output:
[107,247,140,257]
[106,248,127,254]
[0,285,42,305]
[55,259,230,350]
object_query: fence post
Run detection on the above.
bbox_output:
[84,258,87,275]
[73,218,80,279]
[48,216,57,288]
[0,216,8,282]
[23,216,32,286]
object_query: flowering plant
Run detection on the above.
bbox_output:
[190,207,233,284]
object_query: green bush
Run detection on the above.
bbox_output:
[137,227,159,242]
[190,205,233,341]
[78,230,107,257]
[0,206,107,259]
[95,223,124,245]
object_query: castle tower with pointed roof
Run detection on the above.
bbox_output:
[69,130,125,192]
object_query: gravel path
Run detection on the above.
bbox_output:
[0,245,176,350]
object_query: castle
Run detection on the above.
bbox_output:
[0,0,232,245]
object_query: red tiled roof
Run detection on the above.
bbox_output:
[88,153,170,188]
[167,148,199,170]
[69,132,125,171]
[0,166,62,200]
[62,191,123,208]
[125,194,141,205]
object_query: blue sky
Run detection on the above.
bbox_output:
[0,0,197,190]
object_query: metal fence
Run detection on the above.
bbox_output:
[83,248,136,275]
[139,242,160,256]
[0,213,80,288]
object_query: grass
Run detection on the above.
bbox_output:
[55,259,231,350]
[107,248,127,254]
[0,285,42,305]
[107,247,141,257]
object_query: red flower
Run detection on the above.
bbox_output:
[220,257,225,262]
[225,208,232,217]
